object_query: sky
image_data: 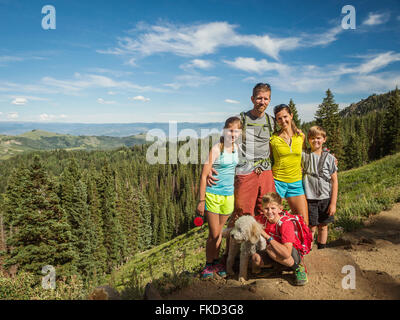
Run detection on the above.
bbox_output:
[0,0,400,123]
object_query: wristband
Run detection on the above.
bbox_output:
[198,200,205,202]
[267,236,274,244]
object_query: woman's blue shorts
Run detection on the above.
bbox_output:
[274,179,305,199]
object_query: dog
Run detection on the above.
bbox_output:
[223,215,267,283]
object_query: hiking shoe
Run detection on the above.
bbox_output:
[201,265,214,279]
[213,263,227,278]
[294,265,308,286]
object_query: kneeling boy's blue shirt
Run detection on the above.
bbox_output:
[301,151,337,200]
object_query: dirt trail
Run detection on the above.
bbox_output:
[166,204,400,300]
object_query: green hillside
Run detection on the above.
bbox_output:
[0,130,148,160]
[109,152,400,299]
[339,88,398,117]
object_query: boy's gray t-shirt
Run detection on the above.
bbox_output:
[302,151,337,200]
[236,111,275,175]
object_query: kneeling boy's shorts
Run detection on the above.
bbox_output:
[205,192,234,215]
[274,179,305,199]
[256,246,301,266]
[307,199,335,226]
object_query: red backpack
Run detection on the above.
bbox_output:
[274,211,313,256]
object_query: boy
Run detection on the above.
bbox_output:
[302,126,338,249]
[253,192,308,286]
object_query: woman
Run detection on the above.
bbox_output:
[269,104,309,225]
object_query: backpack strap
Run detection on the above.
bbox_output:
[303,150,331,183]
[317,151,330,182]
[240,111,274,168]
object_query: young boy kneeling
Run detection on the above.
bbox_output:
[253,192,308,286]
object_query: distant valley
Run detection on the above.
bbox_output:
[0,129,149,160]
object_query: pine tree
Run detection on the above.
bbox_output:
[158,205,167,244]
[354,119,368,166]
[288,99,301,128]
[383,87,400,156]
[4,156,76,278]
[137,191,152,251]
[97,160,126,272]
[315,89,344,165]
[59,159,96,280]
[85,167,107,277]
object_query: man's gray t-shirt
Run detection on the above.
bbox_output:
[302,151,337,200]
[236,111,275,175]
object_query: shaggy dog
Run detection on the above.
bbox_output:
[223,215,267,282]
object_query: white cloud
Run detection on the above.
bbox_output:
[363,12,390,26]
[240,34,300,59]
[356,52,400,74]
[224,57,289,74]
[180,59,213,71]
[7,112,19,119]
[97,98,116,104]
[39,114,68,121]
[39,73,168,95]
[332,52,400,76]
[164,74,219,90]
[131,95,150,102]
[0,56,24,64]
[334,72,400,94]
[224,99,240,104]
[235,51,400,94]
[99,21,302,61]
[39,113,68,121]
[294,101,351,122]
[86,68,132,77]
[303,26,343,46]
[99,21,349,64]
[11,97,28,105]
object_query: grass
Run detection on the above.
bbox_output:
[108,224,210,299]
[110,152,400,299]
[332,152,400,239]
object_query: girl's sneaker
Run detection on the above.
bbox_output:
[201,264,214,279]
[213,263,227,278]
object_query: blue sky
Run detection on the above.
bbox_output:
[1,0,400,123]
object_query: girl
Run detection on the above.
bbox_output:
[269,104,309,225]
[197,117,242,279]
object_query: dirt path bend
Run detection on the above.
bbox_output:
[166,203,400,300]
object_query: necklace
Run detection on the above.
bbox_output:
[280,132,292,145]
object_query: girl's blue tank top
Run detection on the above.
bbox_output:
[206,147,239,196]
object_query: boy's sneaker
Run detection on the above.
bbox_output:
[294,265,308,286]
[213,263,227,278]
[201,265,214,279]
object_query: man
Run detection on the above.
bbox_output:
[207,83,276,227]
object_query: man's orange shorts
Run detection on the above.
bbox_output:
[229,170,276,227]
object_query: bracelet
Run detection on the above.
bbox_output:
[267,236,274,244]
[198,200,205,202]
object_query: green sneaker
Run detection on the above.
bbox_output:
[294,265,308,286]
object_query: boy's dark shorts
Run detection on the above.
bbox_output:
[256,246,301,265]
[307,198,335,227]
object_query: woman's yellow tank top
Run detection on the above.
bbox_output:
[270,133,304,183]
